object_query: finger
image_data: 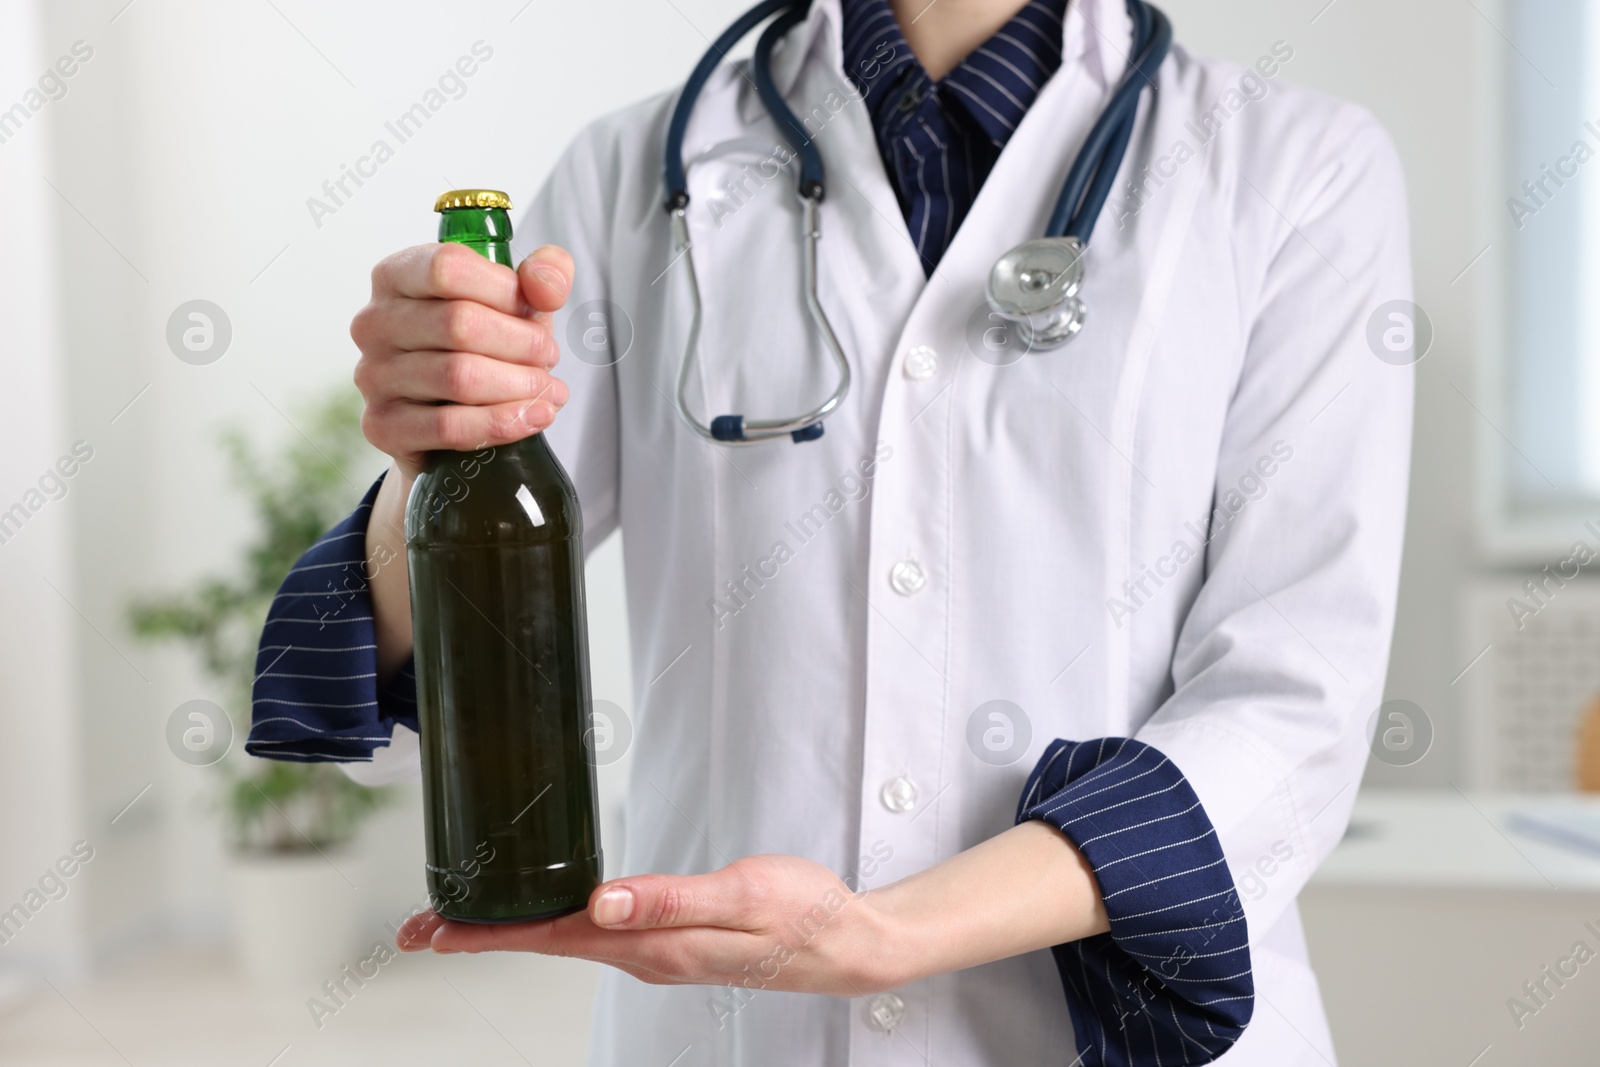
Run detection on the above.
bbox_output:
[396,908,446,952]
[590,864,766,931]
[384,298,556,363]
[429,914,566,955]
[377,351,569,406]
[518,245,574,314]
[429,912,743,981]
[427,911,656,961]
[377,242,526,312]
[364,395,563,455]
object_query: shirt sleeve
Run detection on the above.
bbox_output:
[1017,103,1412,1065]
[245,474,419,763]
[1015,737,1251,1065]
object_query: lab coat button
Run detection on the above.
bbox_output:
[889,559,926,596]
[880,775,917,813]
[903,346,938,380]
[865,992,907,1033]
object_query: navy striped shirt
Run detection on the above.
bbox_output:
[247,480,419,762]
[1017,738,1253,1064]
[840,0,1068,273]
[248,4,1253,1062]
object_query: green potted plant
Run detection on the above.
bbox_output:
[128,390,397,981]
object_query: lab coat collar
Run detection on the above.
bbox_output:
[771,0,1133,100]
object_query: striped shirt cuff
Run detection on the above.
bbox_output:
[245,474,419,763]
[1015,737,1253,1065]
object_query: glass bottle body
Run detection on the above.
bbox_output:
[404,201,601,922]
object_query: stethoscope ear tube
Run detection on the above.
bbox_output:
[671,197,850,445]
[666,0,847,446]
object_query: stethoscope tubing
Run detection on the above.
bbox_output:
[663,0,798,210]
[1048,1,1172,242]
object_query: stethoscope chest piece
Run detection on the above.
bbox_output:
[985,237,1088,350]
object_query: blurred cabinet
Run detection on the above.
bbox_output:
[1303,791,1600,1065]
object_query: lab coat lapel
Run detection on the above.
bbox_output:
[905,0,1134,332]
[775,0,932,430]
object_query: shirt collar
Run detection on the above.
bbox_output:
[771,0,1134,101]
[841,0,1070,147]
[837,0,919,133]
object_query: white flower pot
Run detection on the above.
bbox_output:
[228,849,361,985]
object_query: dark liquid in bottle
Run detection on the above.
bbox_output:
[406,196,602,922]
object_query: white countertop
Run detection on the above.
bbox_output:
[1309,789,1600,892]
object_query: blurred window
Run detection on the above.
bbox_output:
[1505,1,1600,508]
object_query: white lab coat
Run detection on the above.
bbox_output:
[352,1,1413,1062]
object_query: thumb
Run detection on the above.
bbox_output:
[518,244,574,314]
[589,864,762,931]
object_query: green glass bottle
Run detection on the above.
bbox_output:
[405,189,602,923]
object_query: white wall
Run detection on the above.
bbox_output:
[1161,0,1495,791]
[0,0,90,981]
[4,0,752,970]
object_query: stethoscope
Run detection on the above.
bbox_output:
[664,0,1172,445]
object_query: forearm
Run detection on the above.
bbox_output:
[872,819,1108,986]
[366,462,415,683]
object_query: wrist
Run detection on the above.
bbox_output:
[847,822,1111,992]
[369,462,416,680]
[367,467,407,556]
[854,880,937,993]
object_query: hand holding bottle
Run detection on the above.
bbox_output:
[351,241,576,481]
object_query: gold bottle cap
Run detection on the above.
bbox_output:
[433,188,513,212]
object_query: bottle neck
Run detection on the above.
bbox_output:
[433,205,533,445]
[438,207,513,267]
